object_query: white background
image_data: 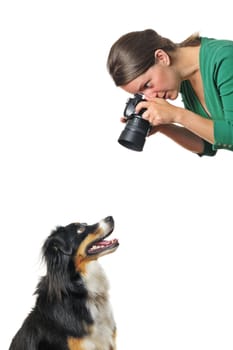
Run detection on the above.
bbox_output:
[1,1,233,349]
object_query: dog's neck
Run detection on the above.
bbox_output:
[82,261,110,298]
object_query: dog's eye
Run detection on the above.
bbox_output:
[77,224,86,234]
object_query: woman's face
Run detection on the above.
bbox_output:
[122,50,181,100]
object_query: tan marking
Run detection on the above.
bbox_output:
[67,337,85,350]
[74,252,99,274]
[74,231,103,274]
[74,254,87,274]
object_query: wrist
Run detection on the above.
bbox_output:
[173,106,185,125]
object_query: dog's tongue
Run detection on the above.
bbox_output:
[98,239,111,245]
[96,239,117,247]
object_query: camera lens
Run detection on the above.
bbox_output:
[118,117,150,151]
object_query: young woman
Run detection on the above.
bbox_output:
[107,29,233,156]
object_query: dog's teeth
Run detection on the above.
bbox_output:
[89,239,117,253]
[90,244,107,251]
[91,245,104,250]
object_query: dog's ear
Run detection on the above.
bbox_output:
[48,236,73,256]
[43,226,74,257]
[41,228,75,300]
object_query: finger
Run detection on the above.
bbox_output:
[142,110,149,120]
[135,101,148,113]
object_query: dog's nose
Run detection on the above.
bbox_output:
[104,216,114,224]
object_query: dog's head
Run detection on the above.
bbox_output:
[40,216,119,300]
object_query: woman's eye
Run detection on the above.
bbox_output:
[77,224,86,234]
[144,82,151,89]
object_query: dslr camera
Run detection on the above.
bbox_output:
[118,94,151,151]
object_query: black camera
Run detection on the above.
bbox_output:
[118,94,151,151]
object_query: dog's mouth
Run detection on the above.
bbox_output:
[86,230,119,256]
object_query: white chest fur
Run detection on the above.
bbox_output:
[82,261,116,350]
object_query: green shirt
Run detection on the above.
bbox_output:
[180,37,233,156]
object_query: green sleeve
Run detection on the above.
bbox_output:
[213,46,233,150]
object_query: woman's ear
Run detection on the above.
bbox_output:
[154,49,171,66]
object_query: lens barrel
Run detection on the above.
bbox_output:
[118,116,150,151]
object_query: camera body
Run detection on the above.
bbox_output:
[118,94,151,151]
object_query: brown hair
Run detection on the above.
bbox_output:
[107,29,201,86]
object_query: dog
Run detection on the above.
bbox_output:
[9,215,119,350]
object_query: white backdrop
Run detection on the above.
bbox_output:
[1,1,233,349]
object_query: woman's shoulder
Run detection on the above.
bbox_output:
[201,36,233,55]
[200,36,233,68]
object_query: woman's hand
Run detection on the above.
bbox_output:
[135,98,180,126]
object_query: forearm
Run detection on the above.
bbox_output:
[158,124,205,154]
[175,107,214,144]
